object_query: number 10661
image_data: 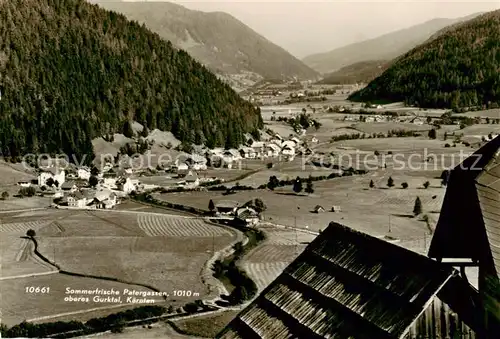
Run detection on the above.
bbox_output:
[25,286,50,293]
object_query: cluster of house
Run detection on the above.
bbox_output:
[213,200,260,226]
[343,114,427,125]
[169,135,307,180]
[19,165,144,210]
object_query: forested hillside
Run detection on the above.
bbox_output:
[95,1,319,80]
[348,10,500,110]
[317,60,390,85]
[0,0,263,163]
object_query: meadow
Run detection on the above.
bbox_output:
[1,208,239,326]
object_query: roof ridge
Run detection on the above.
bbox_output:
[326,222,455,272]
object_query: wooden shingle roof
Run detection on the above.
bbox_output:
[218,222,461,339]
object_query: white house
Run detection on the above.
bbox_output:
[184,171,200,187]
[91,189,117,209]
[251,141,265,158]
[365,116,375,123]
[413,118,424,125]
[61,180,78,193]
[235,207,260,226]
[282,140,296,149]
[17,181,31,187]
[282,144,295,161]
[176,162,189,177]
[103,178,117,189]
[67,191,87,208]
[266,143,281,157]
[188,154,207,171]
[120,178,139,194]
[38,168,65,187]
[291,137,301,145]
[240,147,257,159]
[222,149,241,168]
[77,167,91,180]
[271,138,283,148]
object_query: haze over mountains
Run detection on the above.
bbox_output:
[93,1,319,82]
[303,12,484,75]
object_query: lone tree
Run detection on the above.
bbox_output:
[423,181,430,189]
[293,177,303,194]
[91,165,100,176]
[369,180,375,188]
[254,198,266,213]
[387,176,394,188]
[208,199,215,212]
[267,175,279,190]
[428,129,437,139]
[413,197,422,216]
[440,169,450,186]
[401,182,409,189]
[89,175,99,187]
[26,229,36,238]
[305,180,315,194]
[1,191,9,200]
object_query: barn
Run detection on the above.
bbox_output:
[217,222,482,338]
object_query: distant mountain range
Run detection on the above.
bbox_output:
[93,1,319,81]
[317,60,391,85]
[302,13,484,74]
[348,10,500,110]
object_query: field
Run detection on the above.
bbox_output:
[1,208,238,326]
[80,322,203,339]
[170,310,240,338]
[241,225,316,291]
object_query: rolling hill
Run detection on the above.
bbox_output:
[317,60,391,85]
[302,13,483,74]
[93,1,319,81]
[0,0,264,162]
[348,10,500,110]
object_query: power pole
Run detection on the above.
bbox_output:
[388,215,391,233]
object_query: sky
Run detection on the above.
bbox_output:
[120,1,500,58]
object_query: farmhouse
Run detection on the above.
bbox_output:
[428,136,500,335]
[188,154,207,170]
[176,162,189,177]
[60,180,78,193]
[235,207,259,226]
[239,146,257,159]
[38,168,65,187]
[281,140,296,149]
[291,137,301,145]
[102,177,117,189]
[17,180,30,187]
[281,144,295,161]
[215,200,240,215]
[67,191,87,208]
[412,117,424,125]
[218,222,482,338]
[118,177,139,194]
[265,143,281,157]
[184,171,199,187]
[89,189,117,209]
